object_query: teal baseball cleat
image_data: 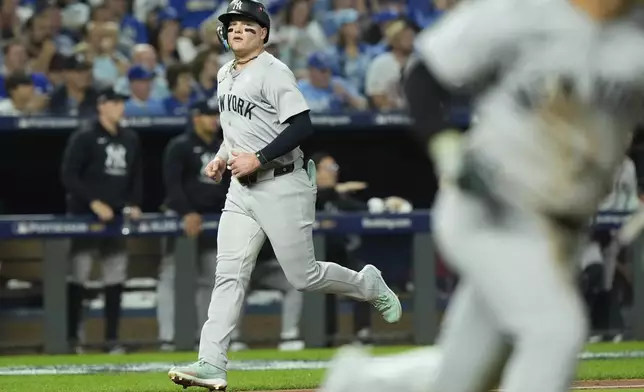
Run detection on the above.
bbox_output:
[362,265,403,323]
[168,360,227,391]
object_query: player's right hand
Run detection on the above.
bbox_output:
[183,213,203,238]
[205,156,226,183]
[90,200,114,222]
[429,130,464,181]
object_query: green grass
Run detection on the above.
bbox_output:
[0,347,412,367]
[2,343,644,391]
[3,342,644,367]
[0,370,323,392]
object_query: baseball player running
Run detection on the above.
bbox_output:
[322,1,644,392]
[168,1,401,390]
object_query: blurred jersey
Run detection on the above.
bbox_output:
[417,0,644,218]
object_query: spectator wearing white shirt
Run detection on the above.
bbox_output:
[278,0,328,75]
[365,20,415,110]
[0,72,37,116]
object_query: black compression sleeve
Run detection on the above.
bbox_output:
[256,110,313,165]
[402,58,453,147]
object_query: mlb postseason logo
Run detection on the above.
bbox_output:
[230,0,243,10]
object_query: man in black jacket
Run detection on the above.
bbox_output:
[157,99,229,350]
[60,87,143,354]
[48,55,100,117]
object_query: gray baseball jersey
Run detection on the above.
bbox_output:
[215,52,310,166]
[417,0,644,218]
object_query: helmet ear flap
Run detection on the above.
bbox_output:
[216,22,230,51]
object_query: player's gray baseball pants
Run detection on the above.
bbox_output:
[199,163,380,370]
[69,238,128,285]
[157,236,218,343]
[231,258,303,342]
[428,185,588,392]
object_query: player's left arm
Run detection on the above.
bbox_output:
[415,0,518,90]
[402,56,462,180]
[256,66,313,165]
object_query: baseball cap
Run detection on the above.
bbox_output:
[64,55,93,71]
[190,99,220,116]
[307,52,333,71]
[97,87,129,103]
[128,65,156,81]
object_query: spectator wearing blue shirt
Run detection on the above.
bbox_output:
[163,64,197,116]
[0,40,52,98]
[152,8,181,68]
[114,44,170,99]
[124,65,165,116]
[191,49,219,102]
[84,21,130,87]
[104,0,149,56]
[328,9,377,94]
[298,52,367,113]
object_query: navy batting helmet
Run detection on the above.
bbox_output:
[218,0,271,45]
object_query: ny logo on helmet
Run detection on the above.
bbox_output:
[230,0,243,10]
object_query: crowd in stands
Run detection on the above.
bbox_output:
[0,0,453,117]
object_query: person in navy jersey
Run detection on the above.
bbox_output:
[168,0,218,37]
[123,65,165,116]
[298,52,367,113]
[0,40,52,99]
[104,0,148,55]
[163,64,197,116]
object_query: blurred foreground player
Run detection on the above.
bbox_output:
[157,99,229,350]
[61,88,143,354]
[322,0,644,392]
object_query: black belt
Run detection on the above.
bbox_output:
[238,163,295,186]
